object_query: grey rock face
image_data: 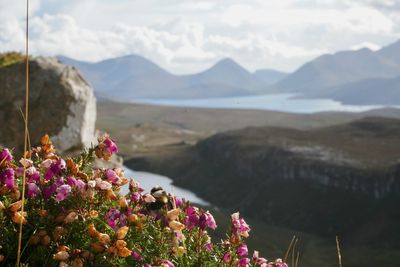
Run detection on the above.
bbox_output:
[0,57,96,154]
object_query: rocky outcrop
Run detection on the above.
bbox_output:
[0,57,96,154]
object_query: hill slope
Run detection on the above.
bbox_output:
[126,117,400,250]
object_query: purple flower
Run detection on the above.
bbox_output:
[43,184,57,199]
[44,169,54,181]
[55,184,72,202]
[236,244,248,257]
[52,159,66,174]
[27,167,40,183]
[237,258,250,267]
[67,177,77,186]
[1,168,15,189]
[0,148,13,163]
[27,183,41,198]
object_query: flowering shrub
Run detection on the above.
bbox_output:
[0,134,287,267]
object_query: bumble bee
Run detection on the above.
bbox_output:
[148,186,171,210]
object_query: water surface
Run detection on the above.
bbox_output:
[122,166,209,206]
[132,94,388,113]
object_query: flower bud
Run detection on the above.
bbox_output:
[167,209,180,221]
[98,233,111,244]
[29,235,40,245]
[88,224,99,238]
[64,212,78,223]
[71,258,83,267]
[116,226,129,240]
[11,211,27,224]
[169,221,185,231]
[118,197,128,209]
[90,242,105,253]
[9,200,22,212]
[117,247,131,257]
[41,235,51,246]
[115,240,127,250]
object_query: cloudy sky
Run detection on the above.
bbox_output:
[1,0,400,74]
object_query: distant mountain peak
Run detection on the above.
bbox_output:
[208,58,250,74]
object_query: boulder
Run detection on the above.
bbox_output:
[0,56,96,154]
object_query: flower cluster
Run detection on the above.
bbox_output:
[0,134,288,266]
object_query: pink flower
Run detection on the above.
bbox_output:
[106,169,121,185]
[95,135,119,160]
[104,137,118,155]
[95,178,112,190]
[0,148,13,163]
[236,244,248,257]
[204,242,213,251]
[75,179,86,191]
[131,192,141,203]
[222,252,232,263]
[231,212,250,238]
[160,260,174,267]
[27,183,41,198]
[174,196,183,207]
[253,250,268,266]
[199,211,217,230]
[106,208,123,229]
[184,207,200,230]
[56,184,72,202]
[131,250,143,262]
[237,258,250,267]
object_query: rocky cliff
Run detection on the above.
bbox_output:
[0,56,96,154]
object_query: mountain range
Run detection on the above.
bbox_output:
[58,56,287,100]
[272,40,400,104]
[59,39,400,105]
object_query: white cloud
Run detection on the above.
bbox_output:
[0,0,399,73]
[351,41,382,51]
[221,4,393,34]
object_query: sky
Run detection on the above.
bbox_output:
[1,0,400,74]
